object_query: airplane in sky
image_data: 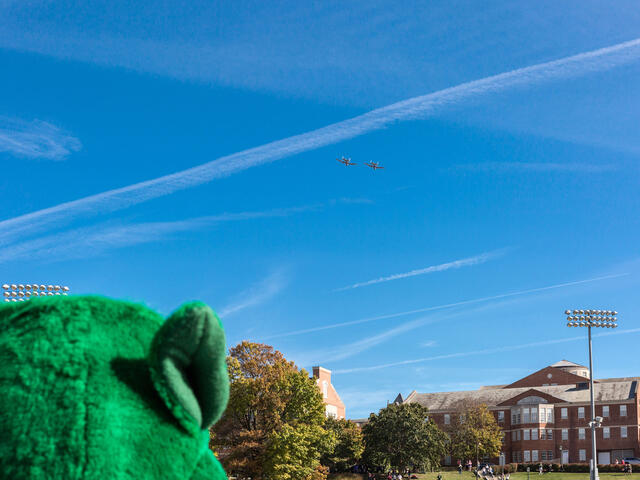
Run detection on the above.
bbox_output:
[337,156,356,166]
[364,161,384,170]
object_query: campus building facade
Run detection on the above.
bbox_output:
[400,360,639,465]
[313,366,346,419]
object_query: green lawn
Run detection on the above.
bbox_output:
[414,474,640,480]
[329,473,640,480]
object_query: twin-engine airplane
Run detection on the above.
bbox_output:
[337,156,357,166]
[364,161,384,170]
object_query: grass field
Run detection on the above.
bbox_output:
[413,474,640,480]
[329,473,640,480]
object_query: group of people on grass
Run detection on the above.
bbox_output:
[366,470,417,480]
[614,459,633,474]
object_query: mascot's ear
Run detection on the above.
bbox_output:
[149,302,229,433]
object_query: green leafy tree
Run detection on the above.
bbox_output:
[362,403,448,471]
[447,403,503,463]
[265,422,335,480]
[213,341,332,479]
[321,418,364,472]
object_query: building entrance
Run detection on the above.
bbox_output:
[598,452,611,465]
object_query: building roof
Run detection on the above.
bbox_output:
[551,359,587,368]
[403,380,638,411]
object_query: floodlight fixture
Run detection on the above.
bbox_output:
[2,283,70,302]
[565,307,620,480]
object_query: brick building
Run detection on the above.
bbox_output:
[313,366,346,419]
[399,360,639,465]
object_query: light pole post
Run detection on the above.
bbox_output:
[588,326,598,480]
[565,309,618,480]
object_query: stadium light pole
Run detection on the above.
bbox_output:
[2,284,70,302]
[565,309,618,480]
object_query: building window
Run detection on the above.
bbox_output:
[512,410,521,424]
[540,429,546,440]
[460,414,466,424]
[445,455,452,466]
[531,407,538,422]
[547,409,554,422]
[532,429,538,440]
[524,451,531,462]
[547,429,553,440]
[512,431,517,441]
[444,414,450,425]
[578,407,585,419]
[523,408,530,423]
[498,411,504,422]
[524,429,530,441]
[621,426,628,438]
[603,427,610,439]
[561,408,568,419]
[603,406,609,417]
[579,428,585,440]
[562,429,568,441]
[532,450,539,462]
[579,449,586,461]
[621,405,627,417]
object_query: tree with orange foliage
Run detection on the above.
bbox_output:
[212,341,332,480]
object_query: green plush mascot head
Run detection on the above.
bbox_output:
[0,296,229,480]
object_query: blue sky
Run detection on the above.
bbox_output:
[1,1,640,418]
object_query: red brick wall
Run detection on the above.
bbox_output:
[313,366,346,419]
[504,366,590,389]
[429,402,638,464]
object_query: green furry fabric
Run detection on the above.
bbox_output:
[0,296,229,480]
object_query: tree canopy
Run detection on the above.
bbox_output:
[321,418,364,472]
[446,403,503,463]
[212,341,332,480]
[362,403,447,471]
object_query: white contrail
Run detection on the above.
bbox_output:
[0,204,319,265]
[0,116,81,160]
[1,38,640,245]
[219,270,288,317]
[263,272,629,339]
[334,327,640,374]
[335,249,506,291]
